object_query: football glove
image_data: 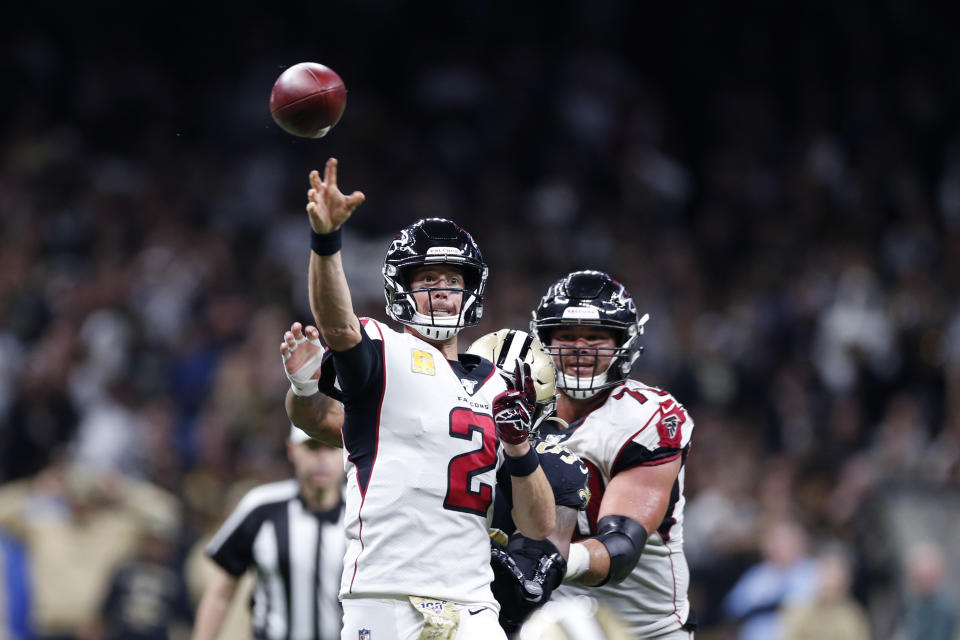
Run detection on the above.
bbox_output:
[492,360,537,444]
[507,534,567,607]
[490,540,544,632]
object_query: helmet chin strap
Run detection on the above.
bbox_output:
[405,293,480,341]
[409,312,463,341]
[556,369,609,400]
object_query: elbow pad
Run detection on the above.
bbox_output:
[595,515,648,586]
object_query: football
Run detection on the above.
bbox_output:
[269,62,347,138]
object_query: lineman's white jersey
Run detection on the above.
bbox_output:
[538,379,694,637]
[317,318,507,610]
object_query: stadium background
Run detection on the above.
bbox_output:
[2,1,959,637]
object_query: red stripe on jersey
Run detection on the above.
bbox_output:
[349,504,366,594]
[349,319,386,594]
[660,531,684,628]
[612,386,648,404]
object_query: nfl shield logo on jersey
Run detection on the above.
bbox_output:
[359,629,371,640]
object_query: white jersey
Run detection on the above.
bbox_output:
[540,379,694,637]
[319,318,507,609]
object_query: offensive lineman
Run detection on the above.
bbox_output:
[525,270,697,638]
[280,158,555,640]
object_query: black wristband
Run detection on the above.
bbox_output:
[505,446,540,477]
[310,228,343,256]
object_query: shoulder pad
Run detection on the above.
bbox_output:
[533,440,591,511]
[359,317,385,341]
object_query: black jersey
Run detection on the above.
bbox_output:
[491,437,590,539]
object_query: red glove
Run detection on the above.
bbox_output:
[492,360,537,445]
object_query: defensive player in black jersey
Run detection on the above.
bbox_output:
[467,329,592,632]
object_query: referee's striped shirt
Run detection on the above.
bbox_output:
[206,480,345,640]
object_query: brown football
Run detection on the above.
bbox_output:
[269,62,347,138]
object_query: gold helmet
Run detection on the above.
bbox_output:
[517,597,632,640]
[467,329,557,430]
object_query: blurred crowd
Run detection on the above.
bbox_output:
[2,2,959,639]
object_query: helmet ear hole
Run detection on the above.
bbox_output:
[394,269,410,290]
[535,328,554,348]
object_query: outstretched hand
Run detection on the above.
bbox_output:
[280,322,325,396]
[306,158,366,234]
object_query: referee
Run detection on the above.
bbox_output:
[193,426,345,640]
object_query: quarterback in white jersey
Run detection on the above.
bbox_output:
[529,270,697,639]
[324,315,507,602]
[279,158,555,640]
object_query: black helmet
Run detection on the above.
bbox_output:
[383,218,488,340]
[530,270,648,399]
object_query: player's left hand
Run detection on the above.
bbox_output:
[492,360,536,444]
[506,534,567,605]
[281,322,325,396]
[490,541,544,631]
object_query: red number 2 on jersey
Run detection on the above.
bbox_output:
[444,408,498,516]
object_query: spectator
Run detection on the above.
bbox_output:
[0,462,180,639]
[781,550,870,640]
[0,532,31,640]
[83,518,191,640]
[722,518,819,640]
[899,542,958,640]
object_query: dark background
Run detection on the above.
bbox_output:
[2,2,959,638]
